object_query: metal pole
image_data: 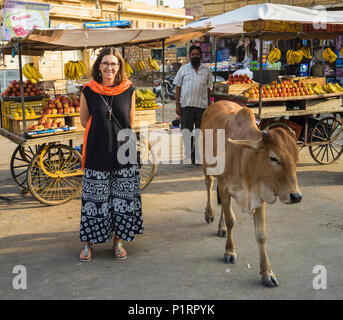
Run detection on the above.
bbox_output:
[162,39,165,123]
[18,41,26,135]
[258,34,263,119]
[214,36,218,84]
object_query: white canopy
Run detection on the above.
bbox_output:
[187,3,343,37]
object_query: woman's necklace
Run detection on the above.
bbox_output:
[99,94,113,120]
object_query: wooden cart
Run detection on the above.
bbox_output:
[214,92,343,164]
[0,120,168,206]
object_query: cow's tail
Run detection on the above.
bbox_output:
[217,186,221,205]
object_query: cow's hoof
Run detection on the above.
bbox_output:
[205,216,214,224]
[224,253,237,264]
[217,229,226,237]
[262,275,279,287]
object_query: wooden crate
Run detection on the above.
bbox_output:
[297,77,326,86]
[11,117,65,135]
[213,81,256,96]
[134,109,156,128]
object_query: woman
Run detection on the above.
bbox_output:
[79,47,143,261]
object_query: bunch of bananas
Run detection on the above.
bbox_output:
[23,63,43,84]
[147,56,160,71]
[301,46,312,59]
[286,50,304,65]
[135,60,145,72]
[323,48,337,63]
[125,61,133,78]
[268,48,281,64]
[311,83,327,95]
[322,83,343,93]
[135,89,158,108]
[64,60,86,80]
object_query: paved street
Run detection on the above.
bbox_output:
[0,101,343,300]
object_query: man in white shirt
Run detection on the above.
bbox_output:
[173,45,213,164]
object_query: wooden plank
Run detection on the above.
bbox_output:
[250,105,343,119]
[246,93,343,103]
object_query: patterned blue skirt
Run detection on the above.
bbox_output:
[80,165,143,244]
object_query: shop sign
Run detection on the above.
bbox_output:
[2,0,50,41]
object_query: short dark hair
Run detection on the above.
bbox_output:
[189,45,202,56]
[92,47,127,84]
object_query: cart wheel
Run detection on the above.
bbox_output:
[309,117,343,165]
[10,145,44,191]
[27,144,82,206]
[137,138,157,191]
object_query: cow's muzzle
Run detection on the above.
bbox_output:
[290,193,302,203]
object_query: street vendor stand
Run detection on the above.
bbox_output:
[194,3,343,164]
[0,26,211,205]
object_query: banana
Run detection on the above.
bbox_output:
[301,46,312,59]
[79,61,86,75]
[334,83,343,92]
[22,64,32,80]
[268,48,281,64]
[323,48,337,63]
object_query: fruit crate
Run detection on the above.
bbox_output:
[213,81,256,96]
[1,97,44,132]
[134,109,156,128]
[10,117,66,135]
[297,77,326,87]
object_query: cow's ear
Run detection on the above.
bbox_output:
[228,138,262,150]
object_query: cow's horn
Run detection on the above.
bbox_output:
[228,137,262,149]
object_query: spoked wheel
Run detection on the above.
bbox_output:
[10,145,44,191]
[309,117,343,165]
[27,144,83,206]
[137,138,157,191]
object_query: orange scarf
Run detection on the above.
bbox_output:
[82,79,133,96]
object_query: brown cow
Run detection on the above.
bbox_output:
[200,100,302,287]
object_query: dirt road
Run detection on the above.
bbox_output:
[1,102,343,300]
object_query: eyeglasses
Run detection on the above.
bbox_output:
[100,62,120,68]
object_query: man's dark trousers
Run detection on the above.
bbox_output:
[180,106,205,163]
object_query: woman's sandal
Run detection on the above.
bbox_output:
[113,240,127,260]
[80,244,92,262]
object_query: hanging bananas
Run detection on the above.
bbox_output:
[148,56,160,71]
[323,48,337,63]
[286,50,304,65]
[23,63,43,83]
[135,59,145,72]
[300,46,312,59]
[125,61,133,78]
[64,60,86,80]
[267,48,281,64]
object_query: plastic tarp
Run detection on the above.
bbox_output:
[187,3,343,38]
[1,26,212,55]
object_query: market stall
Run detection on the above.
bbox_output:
[196,3,343,164]
[0,26,211,205]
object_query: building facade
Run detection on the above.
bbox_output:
[184,0,343,19]
[0,0,193,82]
